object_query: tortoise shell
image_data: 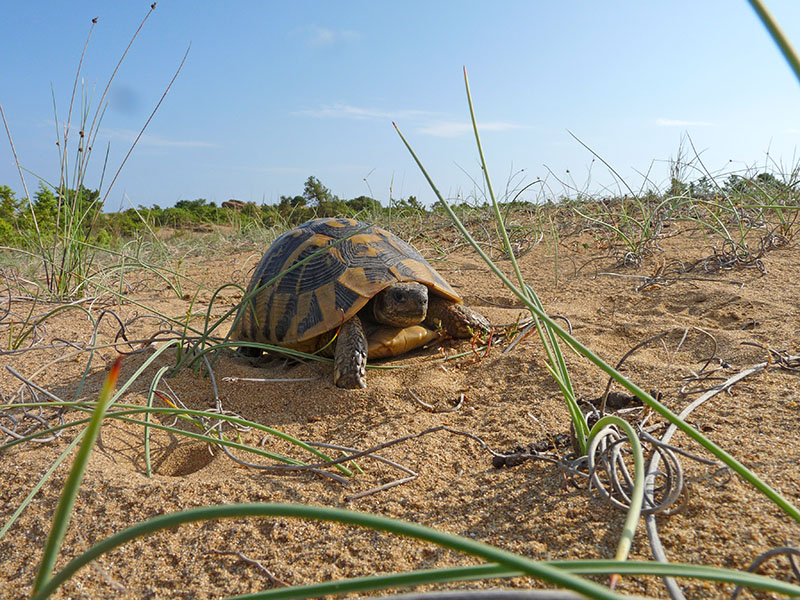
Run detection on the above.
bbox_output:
[234,218,461,348]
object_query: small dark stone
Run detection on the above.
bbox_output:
[492,455,507,469]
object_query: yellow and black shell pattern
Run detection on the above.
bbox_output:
[234,218,462,349]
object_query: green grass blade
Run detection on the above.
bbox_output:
[31,503,628,600]
[463,67,528,297]
[749,0,800,85]
[31,357,122,594]
[226,560,800,600]
[31,502,800,600]
[587,415,645,585]
[229,564,517,600]
[463,68,585,451]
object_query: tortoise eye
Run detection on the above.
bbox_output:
[392,289,405,303]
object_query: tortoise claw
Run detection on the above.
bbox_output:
[334,370,367,389]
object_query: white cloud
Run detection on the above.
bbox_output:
[308,26,359,46]
[417,120,523,138]
[293,103,432,121]
[103,128,215,148]
[294,103,524,137]
[656,118,713,128]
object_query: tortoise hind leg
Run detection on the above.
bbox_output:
[425,296,490,338]
[333,316,368,389]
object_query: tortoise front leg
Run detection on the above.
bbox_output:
[425,296,491,338]
[333,316,368,389]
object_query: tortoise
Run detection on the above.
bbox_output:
[231,217,491,388]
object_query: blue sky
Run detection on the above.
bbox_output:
[2,1,800,210]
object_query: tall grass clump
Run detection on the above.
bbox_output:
[1,4,188,301]
[551,129,800,271]
[655,133,800,277]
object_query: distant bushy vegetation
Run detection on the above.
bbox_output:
[0,176,431,249]
[1,172,797,250]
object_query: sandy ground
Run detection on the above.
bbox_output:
[1,213,799,599]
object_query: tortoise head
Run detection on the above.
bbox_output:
[371,281,428,327]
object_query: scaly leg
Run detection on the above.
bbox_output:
[333,316,368,389]
[425,296,491,338]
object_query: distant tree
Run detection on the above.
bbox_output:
[346,195,381,214]
[140,204,166,227]
[111,208,145,236]
[21,184,59,231]
[268,194,311,225]
[302,176,335,206]
[0,218,15,244]
[172,198,223,223]
[301,176,348,217]
[0,185,20,244]
[35,184,57,212]
[175,198,212,212]
[278,195,306,209]
[392,195,425,211]
[241,201,260,218]
[723,175,748,195]
[0,185,20,221]
[406,195,422,208]
[753,172,792,195]
[688,176,715,199]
